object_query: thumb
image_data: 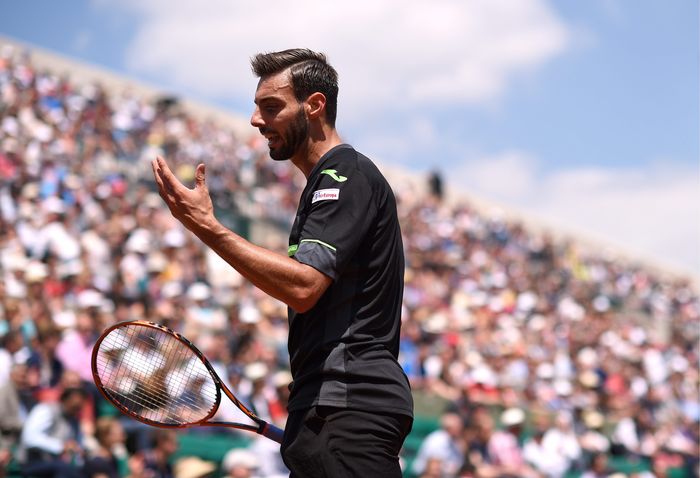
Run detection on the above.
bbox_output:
[195,163,207,189]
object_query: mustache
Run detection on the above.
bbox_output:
[259,127,277,136]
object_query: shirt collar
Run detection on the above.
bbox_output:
[307,143,353,180]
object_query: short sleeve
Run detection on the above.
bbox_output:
[292,170,377,280]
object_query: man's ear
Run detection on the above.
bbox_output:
[305,92,327,120]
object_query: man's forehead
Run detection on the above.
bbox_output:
[255,72,294,102]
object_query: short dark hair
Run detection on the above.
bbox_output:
[251,48,339,126]
[60,386,88,403]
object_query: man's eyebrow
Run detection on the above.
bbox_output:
[254,96,283,105]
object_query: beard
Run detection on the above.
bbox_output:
[267,106,309,161]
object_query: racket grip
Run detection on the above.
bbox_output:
[260,423,285,444]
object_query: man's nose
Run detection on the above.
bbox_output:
[250,107,263,128]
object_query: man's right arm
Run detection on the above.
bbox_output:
[196,219,332,313]
[152,157,332,313]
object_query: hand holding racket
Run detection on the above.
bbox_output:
[91,320,284,443]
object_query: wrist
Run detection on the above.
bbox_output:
[195,216,227,243]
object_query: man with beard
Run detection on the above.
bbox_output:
[152,48,413,477]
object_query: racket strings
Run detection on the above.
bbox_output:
[95,324,219,425]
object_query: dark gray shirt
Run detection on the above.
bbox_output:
[287,144,413,417]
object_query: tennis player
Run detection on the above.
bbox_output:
[152,48,413,477]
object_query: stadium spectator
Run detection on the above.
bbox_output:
[84,417,127,478]
[0,362,36,474]
[487,407,539,477]
[243,362,275,424]
[540,411,583,474]
[222,448,261,478]
[411,412,465,477]
[141,429,179,478]
[418,457,447,478]
[578,409,611,457]
[246,435,288,478]
[54,294,101,384]
[27,325,64,390]
[172,456,216,478]
[580,452,613,478]
[17,386,89,478]
[0,330,28,387]
[522,413,571,477]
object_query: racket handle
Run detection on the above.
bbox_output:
[260,423,284,444]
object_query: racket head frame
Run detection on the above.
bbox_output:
[91,320,262,432]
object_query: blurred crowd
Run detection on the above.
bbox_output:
[400,195,699,478]
[0,45,697,478]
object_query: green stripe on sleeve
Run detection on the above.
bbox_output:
[288,244,299,256]
[300,239,337,251]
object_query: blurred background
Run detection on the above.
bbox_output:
[0,1,697,478]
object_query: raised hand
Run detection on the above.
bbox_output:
[151,156,216,233]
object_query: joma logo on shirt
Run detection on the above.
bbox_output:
[320,169,347,182]
[312,188,340,203]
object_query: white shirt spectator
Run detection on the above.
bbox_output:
[411,426,463,476]
[643,347,667,385]
[19,403,68,457]
[37,220,81,262]
[540,425,582,476]
[523,435,569,478]
[612,416,639,454]
[0,348,13,387]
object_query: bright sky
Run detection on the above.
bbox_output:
[1,0,698,277]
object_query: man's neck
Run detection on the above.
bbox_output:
[291,128,343,178]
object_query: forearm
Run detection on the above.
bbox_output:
[195,219,326,312]
[151,158,328,311]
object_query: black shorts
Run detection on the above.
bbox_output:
[281,406,413,478]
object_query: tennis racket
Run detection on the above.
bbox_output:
[91,320,284,443]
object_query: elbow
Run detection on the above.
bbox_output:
[289,290,320,313]
[287,265,332,313]
[288,280,328,313]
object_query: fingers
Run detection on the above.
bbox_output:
[153,156,180,193]
[150,158,214,232]
[195,163,206,190]
[152,157,204,194]
[151,158,174,205]
[152,156,189,207]
[151,158,210,220]
[151,158,164,190]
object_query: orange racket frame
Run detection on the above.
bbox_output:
[91,320,284,443]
